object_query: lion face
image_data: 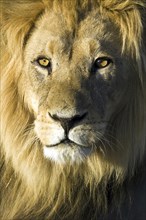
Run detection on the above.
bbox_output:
[22,11,131,164]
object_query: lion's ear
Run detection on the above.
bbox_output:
[1,1,45,56]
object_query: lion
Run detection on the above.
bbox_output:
[0,0,146,219]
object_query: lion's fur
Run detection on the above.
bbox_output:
[0,1,146,219]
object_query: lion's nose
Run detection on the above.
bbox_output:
[48,111,87,134]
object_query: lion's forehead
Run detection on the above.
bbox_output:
[26,10,120,60]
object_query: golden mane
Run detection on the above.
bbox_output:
[0,1,146,219]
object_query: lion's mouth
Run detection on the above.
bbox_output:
[45,138,86,148]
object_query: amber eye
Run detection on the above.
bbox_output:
[37,58,50,67]
[94,57,112,69]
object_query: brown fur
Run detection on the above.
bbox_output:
[0,1,146,219]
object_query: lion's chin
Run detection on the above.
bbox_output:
[43,142,92,164]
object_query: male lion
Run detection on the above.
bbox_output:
[0,0,146,219]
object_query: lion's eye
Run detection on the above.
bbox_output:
[33,57,52,74]
[94,57,112,69]
[37,58,50,68]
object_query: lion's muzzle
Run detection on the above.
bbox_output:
[34,110,106,163]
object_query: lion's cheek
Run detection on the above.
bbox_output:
[69,125,106,147]
[34,120,65,146]
[69,128,92,147]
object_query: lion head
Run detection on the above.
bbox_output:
[1,0,146,219]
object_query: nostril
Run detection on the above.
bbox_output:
[48,111,88,133]
[71,112,87,124]
[48,112,60,121]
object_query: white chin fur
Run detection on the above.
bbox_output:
[43,145,90,164]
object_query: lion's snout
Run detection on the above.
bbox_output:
[35,109,88,147]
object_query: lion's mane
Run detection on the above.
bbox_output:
[0,1,146,220]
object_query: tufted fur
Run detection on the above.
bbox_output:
[0,1,146,219]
